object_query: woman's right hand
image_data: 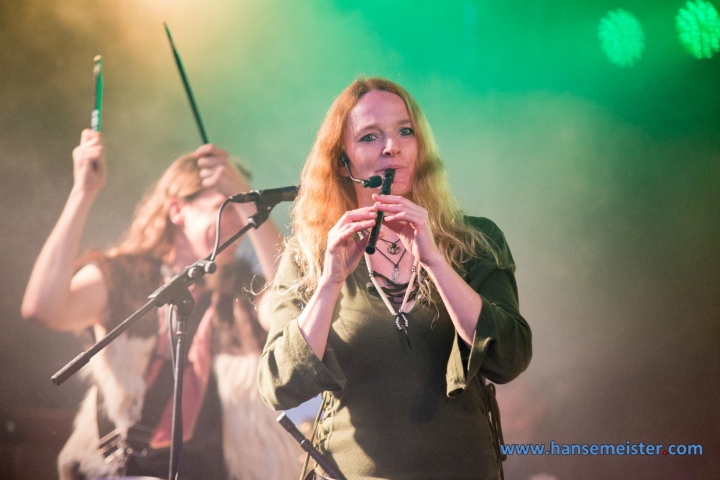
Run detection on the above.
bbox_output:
[72,129,106,195]
[320,206,377,286]
[21,129,109,332]
[296,206,377,360]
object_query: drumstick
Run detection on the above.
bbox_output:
[163,22,251,179]
[91,55,103,131]
[90,55,103,170]
[164,22,211,144]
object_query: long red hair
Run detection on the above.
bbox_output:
[289,77,494,300]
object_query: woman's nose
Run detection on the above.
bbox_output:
[382,136,400,157]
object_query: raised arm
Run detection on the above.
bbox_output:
[194,145,284,282]
[194,144,286,330]
[21,129,109,332]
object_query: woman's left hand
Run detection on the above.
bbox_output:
[374,193,484,346]
[195,144,251,197]
[373,193,443,268]
[194,143,284,290]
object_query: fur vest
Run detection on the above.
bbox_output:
[57,253,301,480]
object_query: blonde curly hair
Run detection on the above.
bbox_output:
[107,152,204,260]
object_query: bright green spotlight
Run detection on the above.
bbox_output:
[598,9,645,68]
[676,0,720,59]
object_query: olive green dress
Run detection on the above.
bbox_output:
[258,217,532,480]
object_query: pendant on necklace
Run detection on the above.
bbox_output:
[392,265,399,283]
[387,242,400,255]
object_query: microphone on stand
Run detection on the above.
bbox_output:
[210,185,298,260]
[229,185,298,206]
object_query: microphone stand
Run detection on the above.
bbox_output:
[51,195,282,480]
[277,413,346,480]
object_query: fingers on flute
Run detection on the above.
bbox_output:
[372,193,409,203]
[374,204,407,215]
[338,218,375,236]
[335,215,375,231]
[382,210,413,221]
[331,220,375,246]
[338,208,376,224]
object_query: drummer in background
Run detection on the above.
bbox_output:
[21,129,301,479]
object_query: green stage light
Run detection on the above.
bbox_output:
[676,0,720,59]
[598,9,645,68]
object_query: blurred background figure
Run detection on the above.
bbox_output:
[21,129,301,479]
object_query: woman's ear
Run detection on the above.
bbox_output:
[167,197,184,226]
[338,151,351,178]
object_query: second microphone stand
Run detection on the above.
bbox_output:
[52,195,280,480]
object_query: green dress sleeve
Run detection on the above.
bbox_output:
[257,240,347,410]
[445,217,532,397]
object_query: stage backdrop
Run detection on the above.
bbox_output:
[1,1,718,479]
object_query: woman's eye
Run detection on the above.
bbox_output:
[399,127,414,136]
[360,133,377,142]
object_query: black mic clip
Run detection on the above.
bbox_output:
[341,152,382,188]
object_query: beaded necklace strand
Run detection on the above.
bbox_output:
[364,252,420,348]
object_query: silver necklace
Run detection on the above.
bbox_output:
[376,247,407,282]
[378,237,401,255]
[365,252,420,348]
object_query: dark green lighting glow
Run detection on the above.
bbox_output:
[598,9,645,68]
[676,0,720,59]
